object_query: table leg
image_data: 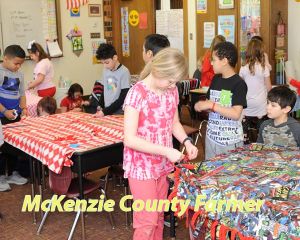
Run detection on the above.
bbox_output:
[29,157,36,224]
[170,211,176,239]
[36,161,43,219]
[77,155,86,240]
[42,164,46,191]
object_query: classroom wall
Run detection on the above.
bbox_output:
[21,0,104,95]
[20,0,298,93]
[187,0,197,77]
[288,0,300,79]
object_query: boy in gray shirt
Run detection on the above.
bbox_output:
[95,43,130,116]
[257,86,300,148]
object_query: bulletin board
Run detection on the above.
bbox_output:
[0,0,61,57]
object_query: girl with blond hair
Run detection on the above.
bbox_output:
[123,48,198,240]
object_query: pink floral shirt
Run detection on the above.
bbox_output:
[123,81,179,180]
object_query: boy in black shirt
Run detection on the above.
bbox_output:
[195,42,248,159]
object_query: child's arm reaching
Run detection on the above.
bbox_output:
[28,74,45,89]
[172,109,198,160]
[195,100,243,120]
[0,103,16,120]
[19,96,28,117]
[264,76,272,92]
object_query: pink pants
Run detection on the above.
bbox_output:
[128,175,169,240]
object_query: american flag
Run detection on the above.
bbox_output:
[67,0,89,10]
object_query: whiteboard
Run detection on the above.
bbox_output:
[0,0,58,56]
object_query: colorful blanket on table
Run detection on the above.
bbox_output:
[171,144,300,240]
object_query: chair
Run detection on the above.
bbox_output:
[177,79,201,121]
[182,120,207,155]
[189,93,209,127]
[103,165,132,227]
[37,167,115,240]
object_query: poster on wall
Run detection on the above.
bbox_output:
[121,7,130,57]
[139,12,148,29]
[203,22,215,48]
[70,7,80,17]
[91,39,106,64]
[240,0,261,65]
[129,10,139,27]
[197,0,207,14]
[156,10,183,52]
[219,0,234,9]
[72,36,83,51]
[218,15,235,44]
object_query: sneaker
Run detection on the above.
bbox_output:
[6,171,28,185]
[164,216,178,228]
[0,175,11,192]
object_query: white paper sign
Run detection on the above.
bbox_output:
[204,22,215,48]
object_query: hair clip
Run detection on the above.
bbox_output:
[27,40,36,50]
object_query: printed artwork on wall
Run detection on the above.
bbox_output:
[197,0,207,14]
[66,25,83,54]
[203,22,215,48]
[129,10,139,27]
[91,39,106,64]
[219,0,234,9]
[70,7,80,17]
[121,7,130,57]
[139,12,148,29]
[72,36,83,51]
[88,4,101,17]
[218,15,235,44]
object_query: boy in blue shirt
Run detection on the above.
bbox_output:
[0,45,28,192]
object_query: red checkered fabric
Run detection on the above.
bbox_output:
[3,112,123,174]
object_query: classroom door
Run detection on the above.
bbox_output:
[111,0,156,75]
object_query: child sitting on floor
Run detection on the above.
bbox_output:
[60,83,89,113]
[257,86,300,148]
[37,96,57,116]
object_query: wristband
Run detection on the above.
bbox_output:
[212,102,216,112]
[182,137,193,145]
